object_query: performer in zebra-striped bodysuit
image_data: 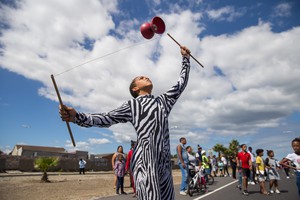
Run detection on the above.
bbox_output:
[59,46,191,199]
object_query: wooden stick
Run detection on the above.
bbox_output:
[167,33,204,68]
[51,74,76,147]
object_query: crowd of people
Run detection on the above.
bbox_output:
[76,136,299,198]
[176,137,300,197]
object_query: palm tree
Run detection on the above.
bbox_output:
[228,139,240,156]
[34,157,59,182]
[213,144,227,158]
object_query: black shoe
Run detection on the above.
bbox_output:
[121,191,127,195]
[243,190,249,196]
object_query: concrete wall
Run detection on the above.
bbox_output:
[0,155,111,172]
[0,155,178,172]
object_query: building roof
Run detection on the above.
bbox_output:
[93,153,114,159]
[14,145,66,153]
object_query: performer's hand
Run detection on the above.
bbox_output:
[180,46,190,58]
[59,104,76,122]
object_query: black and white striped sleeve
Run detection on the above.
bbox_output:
[160,56,191,112]
[74,102,132,128]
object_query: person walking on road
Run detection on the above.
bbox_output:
[255,149,269,195]
[248,146,257,185]
[237,144,252,196]
[230,153,237,179]
[265,150,281,194]
[221,154,230,177]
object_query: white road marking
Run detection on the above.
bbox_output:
[193,180,238,200]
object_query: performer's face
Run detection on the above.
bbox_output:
[133,76,153,94]
[134,76,152,87]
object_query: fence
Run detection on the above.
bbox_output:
[0,155,111,172]
[0,155,179,172]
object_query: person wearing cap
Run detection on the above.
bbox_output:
[195,145,203,166]
[201,150,211,175]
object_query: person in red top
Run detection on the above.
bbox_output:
[125,140,137,197]
[237,144,253,196]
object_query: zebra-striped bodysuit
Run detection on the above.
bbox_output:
[74,56,190,199]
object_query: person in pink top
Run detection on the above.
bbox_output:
[114,154,127,195]
[237,144,252,196]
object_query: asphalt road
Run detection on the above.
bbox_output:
[96,170,299,200]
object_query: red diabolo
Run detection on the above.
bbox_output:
[140,16,166,39]
[140,22,155,39]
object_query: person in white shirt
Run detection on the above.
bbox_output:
[79,158,87,175]
[280,138,300,197]
[221,154,230,177]
[248,146,256,185]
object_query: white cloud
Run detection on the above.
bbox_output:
[88,138,111,145]
[273,2,292,17]
[1,1,299,158]
[195,22,300,135]
[206,6,245,22]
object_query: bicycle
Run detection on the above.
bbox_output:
[187,164,207,196]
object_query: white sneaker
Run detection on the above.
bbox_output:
[180,191,187,195]
[251,181,255,185]
[286,176,290,179]
[275,189,280,194]
[270,190,274,194]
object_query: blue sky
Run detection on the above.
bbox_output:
[0,0,299,159]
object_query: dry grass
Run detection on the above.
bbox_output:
[0,170,182,200]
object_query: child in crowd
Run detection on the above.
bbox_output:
[114,154,127,195]
[280,137,300,197]
[255,149,269,195]
[265,150,280,194]
[211,155,218,177]
[217,157,224,177]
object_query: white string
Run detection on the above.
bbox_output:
[54,36,160,77]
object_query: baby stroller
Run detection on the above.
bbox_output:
[187,163,207,196]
